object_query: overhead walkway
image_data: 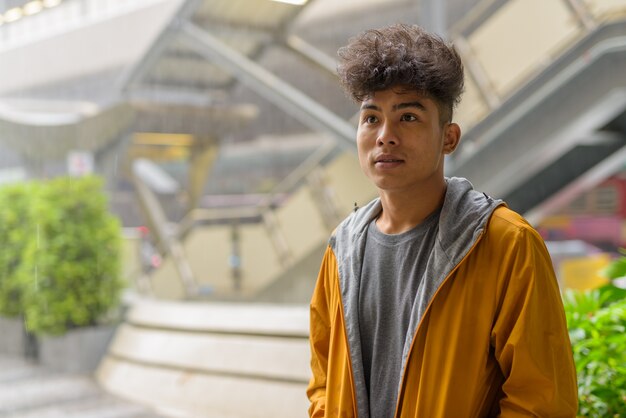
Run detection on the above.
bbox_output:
[111,0,372,302]
[0,100,134,178]
[135,0,626,303]
[0,0,264,182]
[0,0,182,96]
[447,0,626,224]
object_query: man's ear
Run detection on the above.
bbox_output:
[443,123,461,154]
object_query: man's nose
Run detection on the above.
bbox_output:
[377,123,398,146]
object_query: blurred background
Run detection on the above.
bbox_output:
[0,0,625,416]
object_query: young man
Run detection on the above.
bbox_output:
[307,24,577,417]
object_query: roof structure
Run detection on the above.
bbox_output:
[1,0,625,228]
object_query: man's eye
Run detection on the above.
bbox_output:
[401,114,417,122]
[364,115,378,124]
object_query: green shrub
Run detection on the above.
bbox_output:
[0,176,123,336]
[0,182,40,317]
[602,251,626,281]
[564,285,626,417]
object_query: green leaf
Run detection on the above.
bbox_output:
[567,289,626,416]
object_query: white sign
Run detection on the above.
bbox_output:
[67,151,94,177]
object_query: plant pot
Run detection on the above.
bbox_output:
[0,316,25,356]
[38,325,116,374]
[0,315,36,359]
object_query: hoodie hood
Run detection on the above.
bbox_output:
[329,177,504,418]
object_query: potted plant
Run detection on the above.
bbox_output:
[0,176,124,372]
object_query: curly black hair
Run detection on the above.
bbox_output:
[337,23,464,124]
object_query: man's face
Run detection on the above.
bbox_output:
[356,87,459,195]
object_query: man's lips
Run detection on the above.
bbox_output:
[374,154,404,166]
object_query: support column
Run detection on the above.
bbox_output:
[186,136,219,214]
[419,0,447,37]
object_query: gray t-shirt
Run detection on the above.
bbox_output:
[359,209,440,417]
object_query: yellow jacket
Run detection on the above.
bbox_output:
[307,178,577,417]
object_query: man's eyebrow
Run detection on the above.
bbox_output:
[360,103,380,111]
[359,101,427,111]
[393,101,426,111]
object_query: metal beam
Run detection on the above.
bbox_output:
[563,0,598,32]
[454,36,501,110]
[116,0,204,93]
[132,170,198,298]
[258,141,337,207]
[284,34,338,76]
[178,22,357,152]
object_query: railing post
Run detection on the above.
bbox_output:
[562,0,598,32]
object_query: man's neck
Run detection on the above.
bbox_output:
[376,179,446,235]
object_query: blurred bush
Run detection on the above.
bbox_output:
[0,182,40,317]
[564,264,626,417]
[0,176,123,336]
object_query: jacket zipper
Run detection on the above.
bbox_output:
[392,228,487,418]
[337,275,359,418]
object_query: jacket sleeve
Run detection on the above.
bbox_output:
[491,225,578,417]
[306,246,334,417]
